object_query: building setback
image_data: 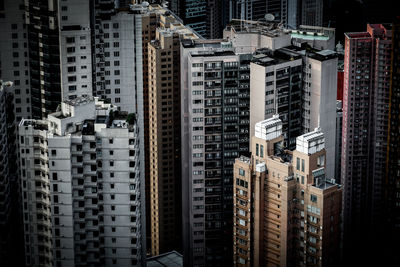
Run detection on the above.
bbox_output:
[18,97,145,266]
[233,116,342,267]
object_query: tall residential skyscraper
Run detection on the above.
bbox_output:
[168,0,207,37]
[181,39,252,266]
[24,0,62,118]
[0,0,32,121]
[0,80,23,266]
[24,0,93,118]
[301,0,323,26]
[250,49,303,150]
[385,16,400,262]
[229,0,269,22]
[342,24,392,258]
[301,49,338,180]
[233,117,342,267]
[147,25,198,255]
[19,97,145,266]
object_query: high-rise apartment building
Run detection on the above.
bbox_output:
[147,25,197,255]
[385,16,400,263]
[250,49,303,150]
[233,117,342,266]
[168,0,207,37]
[0,0,32,121]
[181,39,252,266]
[19,97,145,266]
[24,0,92,118]
[301,0,323,27]
[93,5,143,113]
[168,0,223,38]
[225,19,338,179]
[229,0,269,22]
[342,24,392,258]
[0,80,22,266]
[301,49,337,179]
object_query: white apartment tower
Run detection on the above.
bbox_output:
[301,49,337,180]
[0,0,32,121]
[93,5,144,114]
[59,0,93,100]
[19,97,144,266]
[250,48,303,150]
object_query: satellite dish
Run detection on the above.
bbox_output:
[265,13,275,22]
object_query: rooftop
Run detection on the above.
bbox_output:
[63,96,94,107]
[20,119,48,131]
[252,48,302,66]
[312,167,338,189]
[237,155,251,164]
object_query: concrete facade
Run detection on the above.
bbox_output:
[342,24,392,257]
[233,117,342,267]
[19,97,145,266]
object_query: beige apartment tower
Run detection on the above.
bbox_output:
[147,17,199,255]
[233,116,342,267]
[148,29,182,256]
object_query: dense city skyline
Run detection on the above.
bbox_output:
[0,0,399,266]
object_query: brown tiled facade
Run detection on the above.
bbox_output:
[233,117,342,267]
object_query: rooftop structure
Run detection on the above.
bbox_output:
[296,127,325,154]
[254,115,283,141]
[223,19,292,53]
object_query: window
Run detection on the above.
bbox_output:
[301,159,305,172]
[51,150,57,156]
[310,194,317,203]
[68,76,76,82]
[66,37,75,43]
[256,144,259,156]
[239,169,245,176]
[67,47,75,53]
[296,157,300,171]
[260,145,264,158]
